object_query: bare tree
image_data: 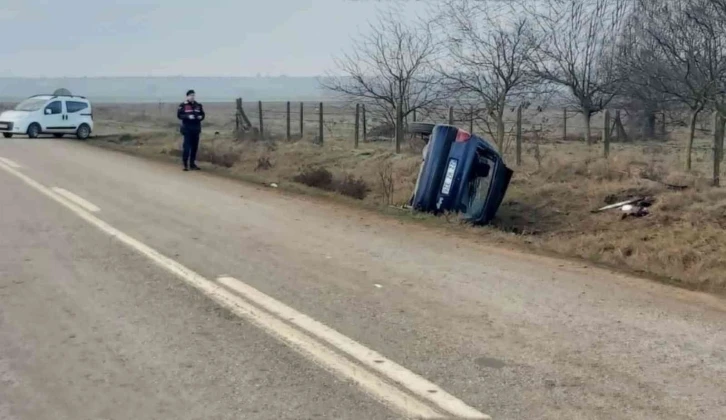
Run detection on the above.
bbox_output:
[436,0,538,150]
[684,1,726,116]
[525,0,629,145]
[619,0,726,170]
[322,13,447,153]
[611,12,674,139]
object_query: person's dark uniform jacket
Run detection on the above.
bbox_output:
[177,100,205,169]
[177,100,205,133]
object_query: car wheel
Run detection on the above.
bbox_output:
[53,133,64,138]
[76,124,91,140]
[408,122,436,136]
[27,123,41,139]
[2,133,12,138]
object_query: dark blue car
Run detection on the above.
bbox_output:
[410,123,513,225]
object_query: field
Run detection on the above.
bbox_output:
[3,100,725,293]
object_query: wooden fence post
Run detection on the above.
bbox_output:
[662,111,667,137]
[354,103,360,149]
[448,106,454,125]
[469,105,474,133]
[603,110,611,158]
[235,98,241,133]
[395,104,403,154]
[299,102,304,138]
[614,110,621,142]
[412,108,417,122]
[318,102,324,144]
[286,101,291,141]
[614,110,628,142]
[258,101,264,139]
[362,104,367,143]
[516,106,523,166]
[563,108,567,141]
[714,112,722,187]
[235,97,252,136]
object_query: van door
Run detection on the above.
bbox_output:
[42,100,66,133]
[65,100,90,133]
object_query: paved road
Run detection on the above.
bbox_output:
[1,138,725,420]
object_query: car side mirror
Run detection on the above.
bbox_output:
[45,109,52,115]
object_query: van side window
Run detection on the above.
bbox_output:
[45,101,62,115]
[66,101,88,113]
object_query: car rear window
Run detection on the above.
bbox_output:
[66,101,89,113]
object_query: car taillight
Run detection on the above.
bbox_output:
[455,129,471,143]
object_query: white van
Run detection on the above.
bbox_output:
[0,94,94,140]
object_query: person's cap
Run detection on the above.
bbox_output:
[186,89,195,96]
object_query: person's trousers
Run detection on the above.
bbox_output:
[182,130,200,167]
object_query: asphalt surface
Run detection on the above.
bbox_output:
[1,138,725,420]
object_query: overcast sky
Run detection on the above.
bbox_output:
[0,0,422,77]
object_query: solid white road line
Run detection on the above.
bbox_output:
[0,157,21,169]
[218,276,490,420]
[0,160,455,420]
[52,188,101,213]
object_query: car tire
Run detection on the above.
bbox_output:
[53,133,64,138]
[76,124,91,140]
[27,123,41,139]
[408,122,436,136]
[2,133,12,138]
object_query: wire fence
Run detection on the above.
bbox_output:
[5,98,724,185]
[223,100,717,142]
[229,99,725,185]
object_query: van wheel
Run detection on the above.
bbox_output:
[53,133,64,138]
[2,133,12,138]
[76,124,91,140]
[27,123,41,139]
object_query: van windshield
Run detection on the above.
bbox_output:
[14,98,48,112]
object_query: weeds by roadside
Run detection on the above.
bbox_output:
[335,175,369,200]
[256,156,274,171]
[377,160,395,205]
[294,166,334,189]
[294,166,369,200]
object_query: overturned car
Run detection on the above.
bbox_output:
[409,123,513,225]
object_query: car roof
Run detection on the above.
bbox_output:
[29,94,89,102]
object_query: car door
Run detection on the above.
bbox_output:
[42,100,65,133]
[65,100,89,133]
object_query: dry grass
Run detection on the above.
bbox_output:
[335,175,370,200]
[86,103,726,295]
[293,166,335,189]
[496,150,726,291]
[292,166,369,200]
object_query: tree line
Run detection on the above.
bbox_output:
[323,0,726,169]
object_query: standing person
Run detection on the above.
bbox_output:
[177,90,205,171]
